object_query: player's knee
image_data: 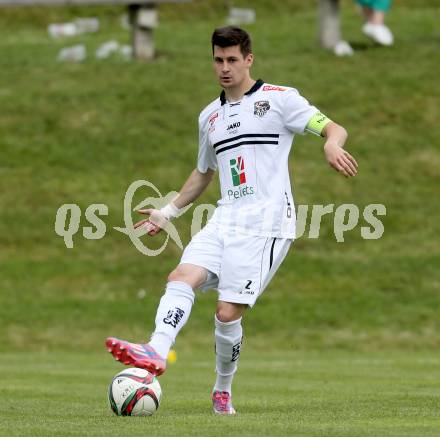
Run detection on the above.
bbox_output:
[215,308,237,323]
[216,302,247,322]
[167,265,206,289]
[167,268,183,283]
[216,309,231,322]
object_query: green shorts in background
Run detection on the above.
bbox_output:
[356,0,392,12]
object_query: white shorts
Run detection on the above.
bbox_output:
[180,222,292,307]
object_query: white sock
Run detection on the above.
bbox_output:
[214,374,235,395]
[214,315,243,395]
[148,281,195,358]
[148,332,173,359]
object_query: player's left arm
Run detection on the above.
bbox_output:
[306,112,358,178]
[322,121,358,177]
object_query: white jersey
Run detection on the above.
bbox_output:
[197,80,319,238]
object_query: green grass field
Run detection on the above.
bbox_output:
[1,1,439,435]
[2,350,440,436]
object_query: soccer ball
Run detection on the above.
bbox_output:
[108,368,162,416]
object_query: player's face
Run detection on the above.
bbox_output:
[213,45,253,90]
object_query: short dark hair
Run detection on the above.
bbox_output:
[211,26,252,58]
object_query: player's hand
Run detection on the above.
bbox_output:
[134,209,168,236]
[324,143,358,177]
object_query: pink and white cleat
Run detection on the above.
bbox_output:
[105,337,166,376]
[212,390,236,415]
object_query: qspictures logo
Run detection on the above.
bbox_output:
[228,156,254,200]
[54,179,387,256]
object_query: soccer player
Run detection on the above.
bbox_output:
[106,26,358,415]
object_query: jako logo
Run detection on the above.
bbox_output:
[230,156,246,186]
[227,121,240,131]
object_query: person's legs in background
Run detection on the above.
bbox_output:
[357,0,394,46]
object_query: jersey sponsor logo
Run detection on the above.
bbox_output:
[263,85,286,92]
[208,112,218,125]
[163,307,185,328]
[228,156,255,200]
[230,156,246,186]
[227,185,254,200]
[227,121,240,134]
[208,112,218,133]
[254,100,270,117]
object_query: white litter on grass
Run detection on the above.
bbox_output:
[137,289,146,299]
[75,17,100,34]
[95,41,133,60]
[227,7,256,25]
[333,40,354,57]
[57,44,86,62]
[120,45,133,60]
[95,40,120,59]
[48,18,99,38]
[48,22,78,38]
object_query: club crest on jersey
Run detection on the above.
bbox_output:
[254,100,270,117]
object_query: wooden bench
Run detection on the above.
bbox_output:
[0,0,190,60]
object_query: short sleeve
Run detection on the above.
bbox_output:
[197,114,217,173]
[282,88,319,134]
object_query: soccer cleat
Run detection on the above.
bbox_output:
[212,390,236,415]
[362,23,394,46]
[105,337,166,376]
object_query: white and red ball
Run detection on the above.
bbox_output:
[108,368,162,416]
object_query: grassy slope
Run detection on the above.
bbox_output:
[0,2,439,354]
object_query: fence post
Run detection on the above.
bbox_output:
[129,4,158,60]
[318,0,341,49]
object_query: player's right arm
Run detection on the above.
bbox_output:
[135,106,218,236]
[173,168,215,208]
[134,168,215,236]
